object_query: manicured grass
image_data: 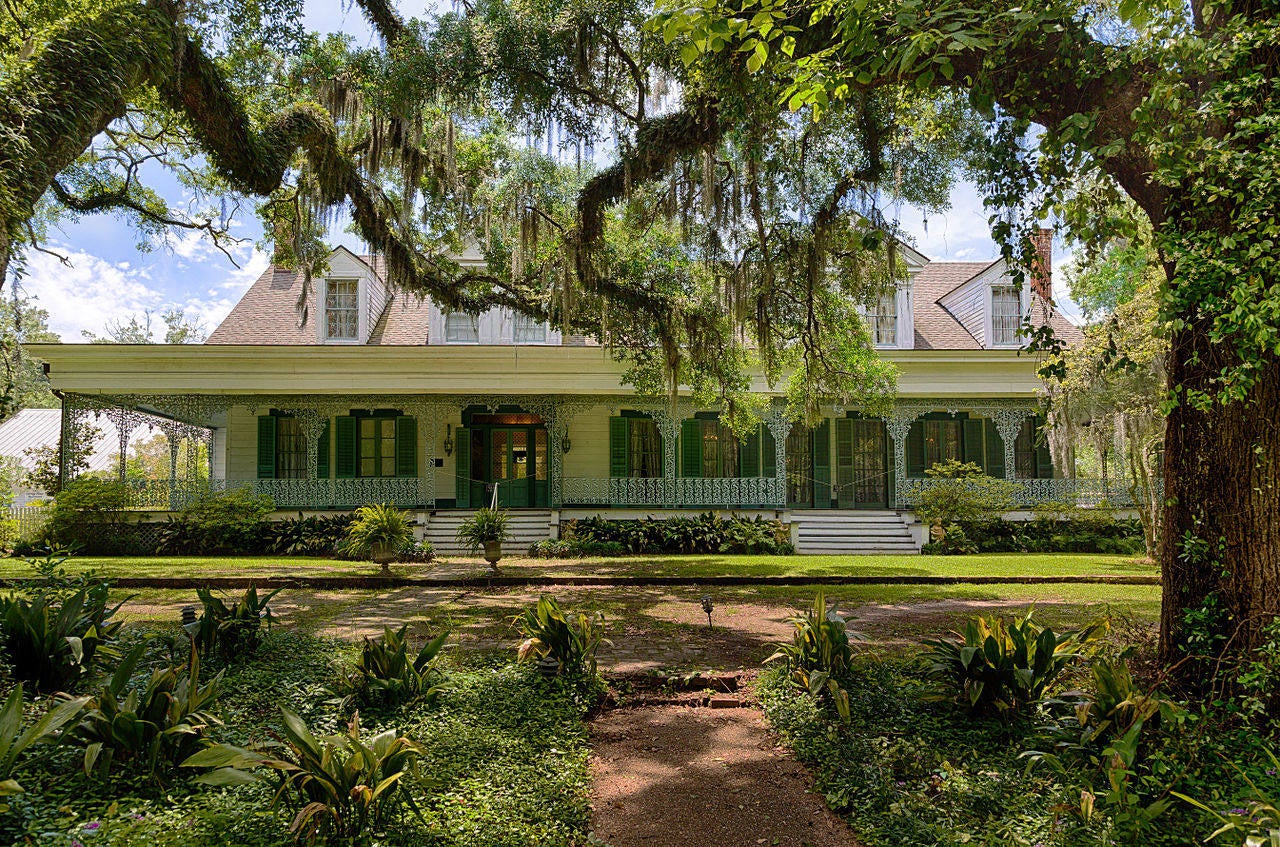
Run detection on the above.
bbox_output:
[0,551,1157,581]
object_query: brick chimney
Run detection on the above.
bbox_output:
[1029,228,1053,303]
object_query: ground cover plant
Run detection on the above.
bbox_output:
[0,627,597,846]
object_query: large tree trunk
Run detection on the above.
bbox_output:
[1159,317,1280,675]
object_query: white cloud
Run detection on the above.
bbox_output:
[24,249,167,340]
[898,182,1001,262]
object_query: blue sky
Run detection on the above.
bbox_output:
[22,1,1082,342]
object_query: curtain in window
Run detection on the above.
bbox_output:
[1015,419,1037,478]
[445,312,479,343]
[924,420,962,469]
[868,292,897,345]
[276,416,307,479]
[326,279,358,340]
[700,420,740,478]
[628,418,662,478]
[992,286,1022,345]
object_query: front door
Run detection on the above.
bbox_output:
[462,417,548,508]
[490,427,531,507]
[786,423,814,508]
[836,418,889,509]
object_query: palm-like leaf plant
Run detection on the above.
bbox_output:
[0,685,89,811]
[194,584,282,660]
[335,625,450,708]
[65,644,223,778]
[514,595,607,676]
[767,592,861,722]
[183,709,422,844]
[343,503,415,574]
[0,582,127,692]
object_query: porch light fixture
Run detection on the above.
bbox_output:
[443,423,454,457]
[561,433,571,454]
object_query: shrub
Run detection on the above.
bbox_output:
[565,512,793,555]
[44,477,133,551]
[767,592,861,722]
[264,513,355,556]
[184,710,422,844]
[514,595,607,676]
[456,507,510,553]
[156,489,275,555]
[0,685,89,812]
[915,463,1019,528]
[65,644,223,779]
[334,625,449,709]
[920,608,1109,712]
[0,555,126,692]
[194,585,281,661]
[921,517,1146,555]
[527,538,625,558]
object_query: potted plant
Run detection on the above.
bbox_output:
[456,507,510,570]
[343,503,415,575]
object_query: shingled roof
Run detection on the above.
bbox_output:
[208,255,1083,348]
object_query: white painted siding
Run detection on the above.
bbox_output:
[226,406,259,480]
[563,406,610,478]
[941,279,986,346]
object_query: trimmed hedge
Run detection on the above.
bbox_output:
[565,512,794,555]
[922,518,1145,555]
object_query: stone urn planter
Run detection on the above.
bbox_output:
[483,540,503,568]
[456,507,511,573]
[371,540,397,575]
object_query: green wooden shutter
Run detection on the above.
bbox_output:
[316,420,330,479]
[257,415,276,479]
[962,419,985,469]
[906,421,926,477]
[680,419,702,477]
[454,427,471,507]
[834,419,853,509]
[983,420,1005,478]
[813,419,831,507]
[1034,415,1054,479]
[395,416,417,478]
[334,416,357,479]
[609,417,629,478]
[762,426,776,479]
[741,426,761,478]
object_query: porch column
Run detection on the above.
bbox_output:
[990,407,1026,482]
[58,397,74,491]
[764,404,790,508]
[295,409,329,509]
[546,407,563,507]
[103,407,136,483]
[650,407,680,509]
[885,409,918,508]
[158,419,184,510]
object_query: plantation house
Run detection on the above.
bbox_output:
[31,236,1102,553]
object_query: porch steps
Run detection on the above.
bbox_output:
[423,509,553,556]
[791,510,919,555]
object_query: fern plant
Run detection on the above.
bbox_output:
[343,503,415,574]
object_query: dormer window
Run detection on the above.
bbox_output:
[445,311,479,343]
[867,293,898,346]
[991,285,1022,346]
[513,313,547,344]
[325,279,359,341]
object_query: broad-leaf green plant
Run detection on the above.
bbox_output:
[194,584,282,660]
[514,595,607,676]
[920,608,1109,712]
[334,625,450,709]
[767,592,861,722]
[0,579,126,692]
[183,710,422,844]
[64,643,223,779]
[0,685,88,811]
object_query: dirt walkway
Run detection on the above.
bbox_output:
[590,703,858,847]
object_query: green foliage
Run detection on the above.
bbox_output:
[65,644,223,780]
[527,538,625,558]
[264,513,356,556]
[1236,617,1280,727]
[766,592,860,722]
[922,518,1146,555]
[334,625,450,710]
[157,489,275,555]
[455,507,510,553]
[183,710,422,844]
[920,608,1108,712]
[23,416,100,497]
[914,463,1018,528]
[566,513,793,554]
[45,477,132,549]
[0,555,125,691]
[194,585,281,661]
[342,502,416,561]
[0,685,88,812]
[514,595,607,677]
[1175,748,1280,847]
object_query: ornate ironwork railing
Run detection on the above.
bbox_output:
[561,476,785,508]
[123,478,434,511]
[896,476,1160,509]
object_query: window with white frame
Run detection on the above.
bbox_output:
[991,285,1022,345]
[513,312,547,344]
[444,311,479,343]
[325,279,359,341]
[867,292,898,346]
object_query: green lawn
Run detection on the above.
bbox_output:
[0,551,1157,581]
